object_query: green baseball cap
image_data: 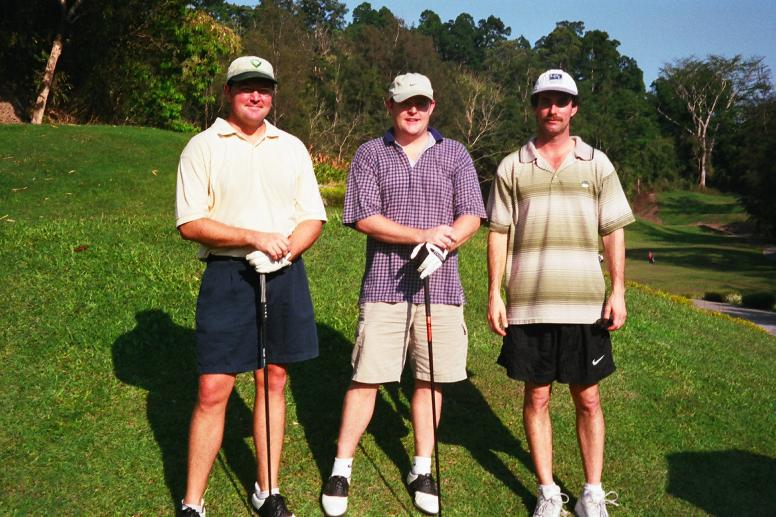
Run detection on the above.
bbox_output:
[226,56,277,84]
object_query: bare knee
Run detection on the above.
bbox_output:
[524,383,552,413]
[256,365,288,393]
[571,384,602,415]
[196,375,234,411]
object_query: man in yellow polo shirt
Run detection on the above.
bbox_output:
[175,56,326,517]
[487,69,634,517]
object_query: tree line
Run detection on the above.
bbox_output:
[2,0,774,237]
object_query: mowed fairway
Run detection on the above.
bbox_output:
[1,125,775,516]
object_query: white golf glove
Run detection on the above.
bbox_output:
[246,250,292,274]
[410,242,448,280]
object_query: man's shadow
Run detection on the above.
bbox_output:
[667,449,776,516]
[112,309,257,511]
[291,322,550,512]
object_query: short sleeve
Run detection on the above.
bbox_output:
[487,153,518,233]
[452,143,487,219]
[343,144,381,226]
[175,135,211,227]
[596,153,635,235]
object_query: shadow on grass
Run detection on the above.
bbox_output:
[112,309,256,513]
[291,323,540,513]
[667,449,776,516]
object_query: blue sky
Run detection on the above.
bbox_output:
[232,0,776,87]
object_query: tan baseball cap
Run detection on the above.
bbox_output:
[388,73,434,102]
[226,56,277,84]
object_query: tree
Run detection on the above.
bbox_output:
[654,55,770,187]
[31,0,84,124]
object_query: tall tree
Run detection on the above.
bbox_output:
[31,0,84,124]
[654,55,770,187]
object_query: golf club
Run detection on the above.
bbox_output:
[259,273,273,502]
[422,277,442,516]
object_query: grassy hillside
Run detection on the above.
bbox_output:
[626,190,775,299]
[1,125,774,516]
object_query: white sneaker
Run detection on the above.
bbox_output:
[574,491,619,517]
[406,472,439,515]
[321,475,350,516]
[532,490,570,517]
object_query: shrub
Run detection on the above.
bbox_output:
[741,292,776,311]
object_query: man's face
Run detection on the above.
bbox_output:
[534,91,578,138]
[225,79,275,128]
[387,95,436,139]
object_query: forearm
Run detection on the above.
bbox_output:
[354,215,425,245]
[288,219,324,260]
[487,231,508,298]
[602,228,626,293]
[178,218,259,249]
[449,214,482,252]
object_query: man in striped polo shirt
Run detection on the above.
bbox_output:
[321,73,485,516]
[487,69,634,517]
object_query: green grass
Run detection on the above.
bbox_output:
[1,125,775,516]
[625,190,775,298]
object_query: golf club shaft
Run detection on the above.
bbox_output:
[260,273,272,493]
[423,277,442,516]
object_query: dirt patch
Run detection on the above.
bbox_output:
[0,100,23,124]
[632,190,660,223]
[697,220,755,237]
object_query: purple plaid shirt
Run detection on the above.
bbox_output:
[343,128,486,305]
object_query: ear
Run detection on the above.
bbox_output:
[570,104,579,118]
[384,98,393,111]
[427,99,436,117]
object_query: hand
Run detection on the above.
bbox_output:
[602,290,627,331]
[252,232,290,261]
[487,294,508,336]
[410,242,448,279]
[420,225,456,250]
[246,250,291,274]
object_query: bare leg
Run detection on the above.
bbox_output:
[184,373,236,504]
[334,381,380,458]
[523,382,554,485]
[569,383,605,484]
[254,364,289,491]
[411,380,442,457]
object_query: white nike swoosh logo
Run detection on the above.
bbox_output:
[592,355,605,366]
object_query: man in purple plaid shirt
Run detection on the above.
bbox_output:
[321,73,485,516]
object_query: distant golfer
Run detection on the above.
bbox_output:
[175,55,326,517]
[320,73,485,516]
[486,69,635,517]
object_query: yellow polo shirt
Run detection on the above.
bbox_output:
[176,118,327,259]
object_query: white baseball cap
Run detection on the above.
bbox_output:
[226,56,277,84]
[532,69,578,96]
[388,73,434,102]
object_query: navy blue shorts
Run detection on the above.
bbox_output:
[497,323,615,385]
[195,257,319,374]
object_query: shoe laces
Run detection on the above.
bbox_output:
[409,473,438,496]
[536,492,570,516]
[587,491,619,516]
[325,475,350,496]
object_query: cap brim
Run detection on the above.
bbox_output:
[227,71,277,84]
[391,91,434,103]
[532,86,578,96]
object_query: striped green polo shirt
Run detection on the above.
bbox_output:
[487,137,635,324]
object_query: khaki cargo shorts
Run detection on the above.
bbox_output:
[351,302,468,384]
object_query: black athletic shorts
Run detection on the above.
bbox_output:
[195,256,319,374]
[497,323,615,385]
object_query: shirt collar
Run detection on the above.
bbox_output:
[383,126,444,146]
[519,136,594,163]
[214,117,280,140]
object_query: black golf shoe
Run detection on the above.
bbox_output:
[406,472,439,515]
[252,493,295,517]
[321,475,350,516]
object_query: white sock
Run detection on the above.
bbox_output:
[254,482,280,499]
[540,483,561,498]
[584,483,604,496]
[181,499,204,514]
[412,456,432,476]
[332,457,353,479]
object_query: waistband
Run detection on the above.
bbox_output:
[204,255,247,263]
